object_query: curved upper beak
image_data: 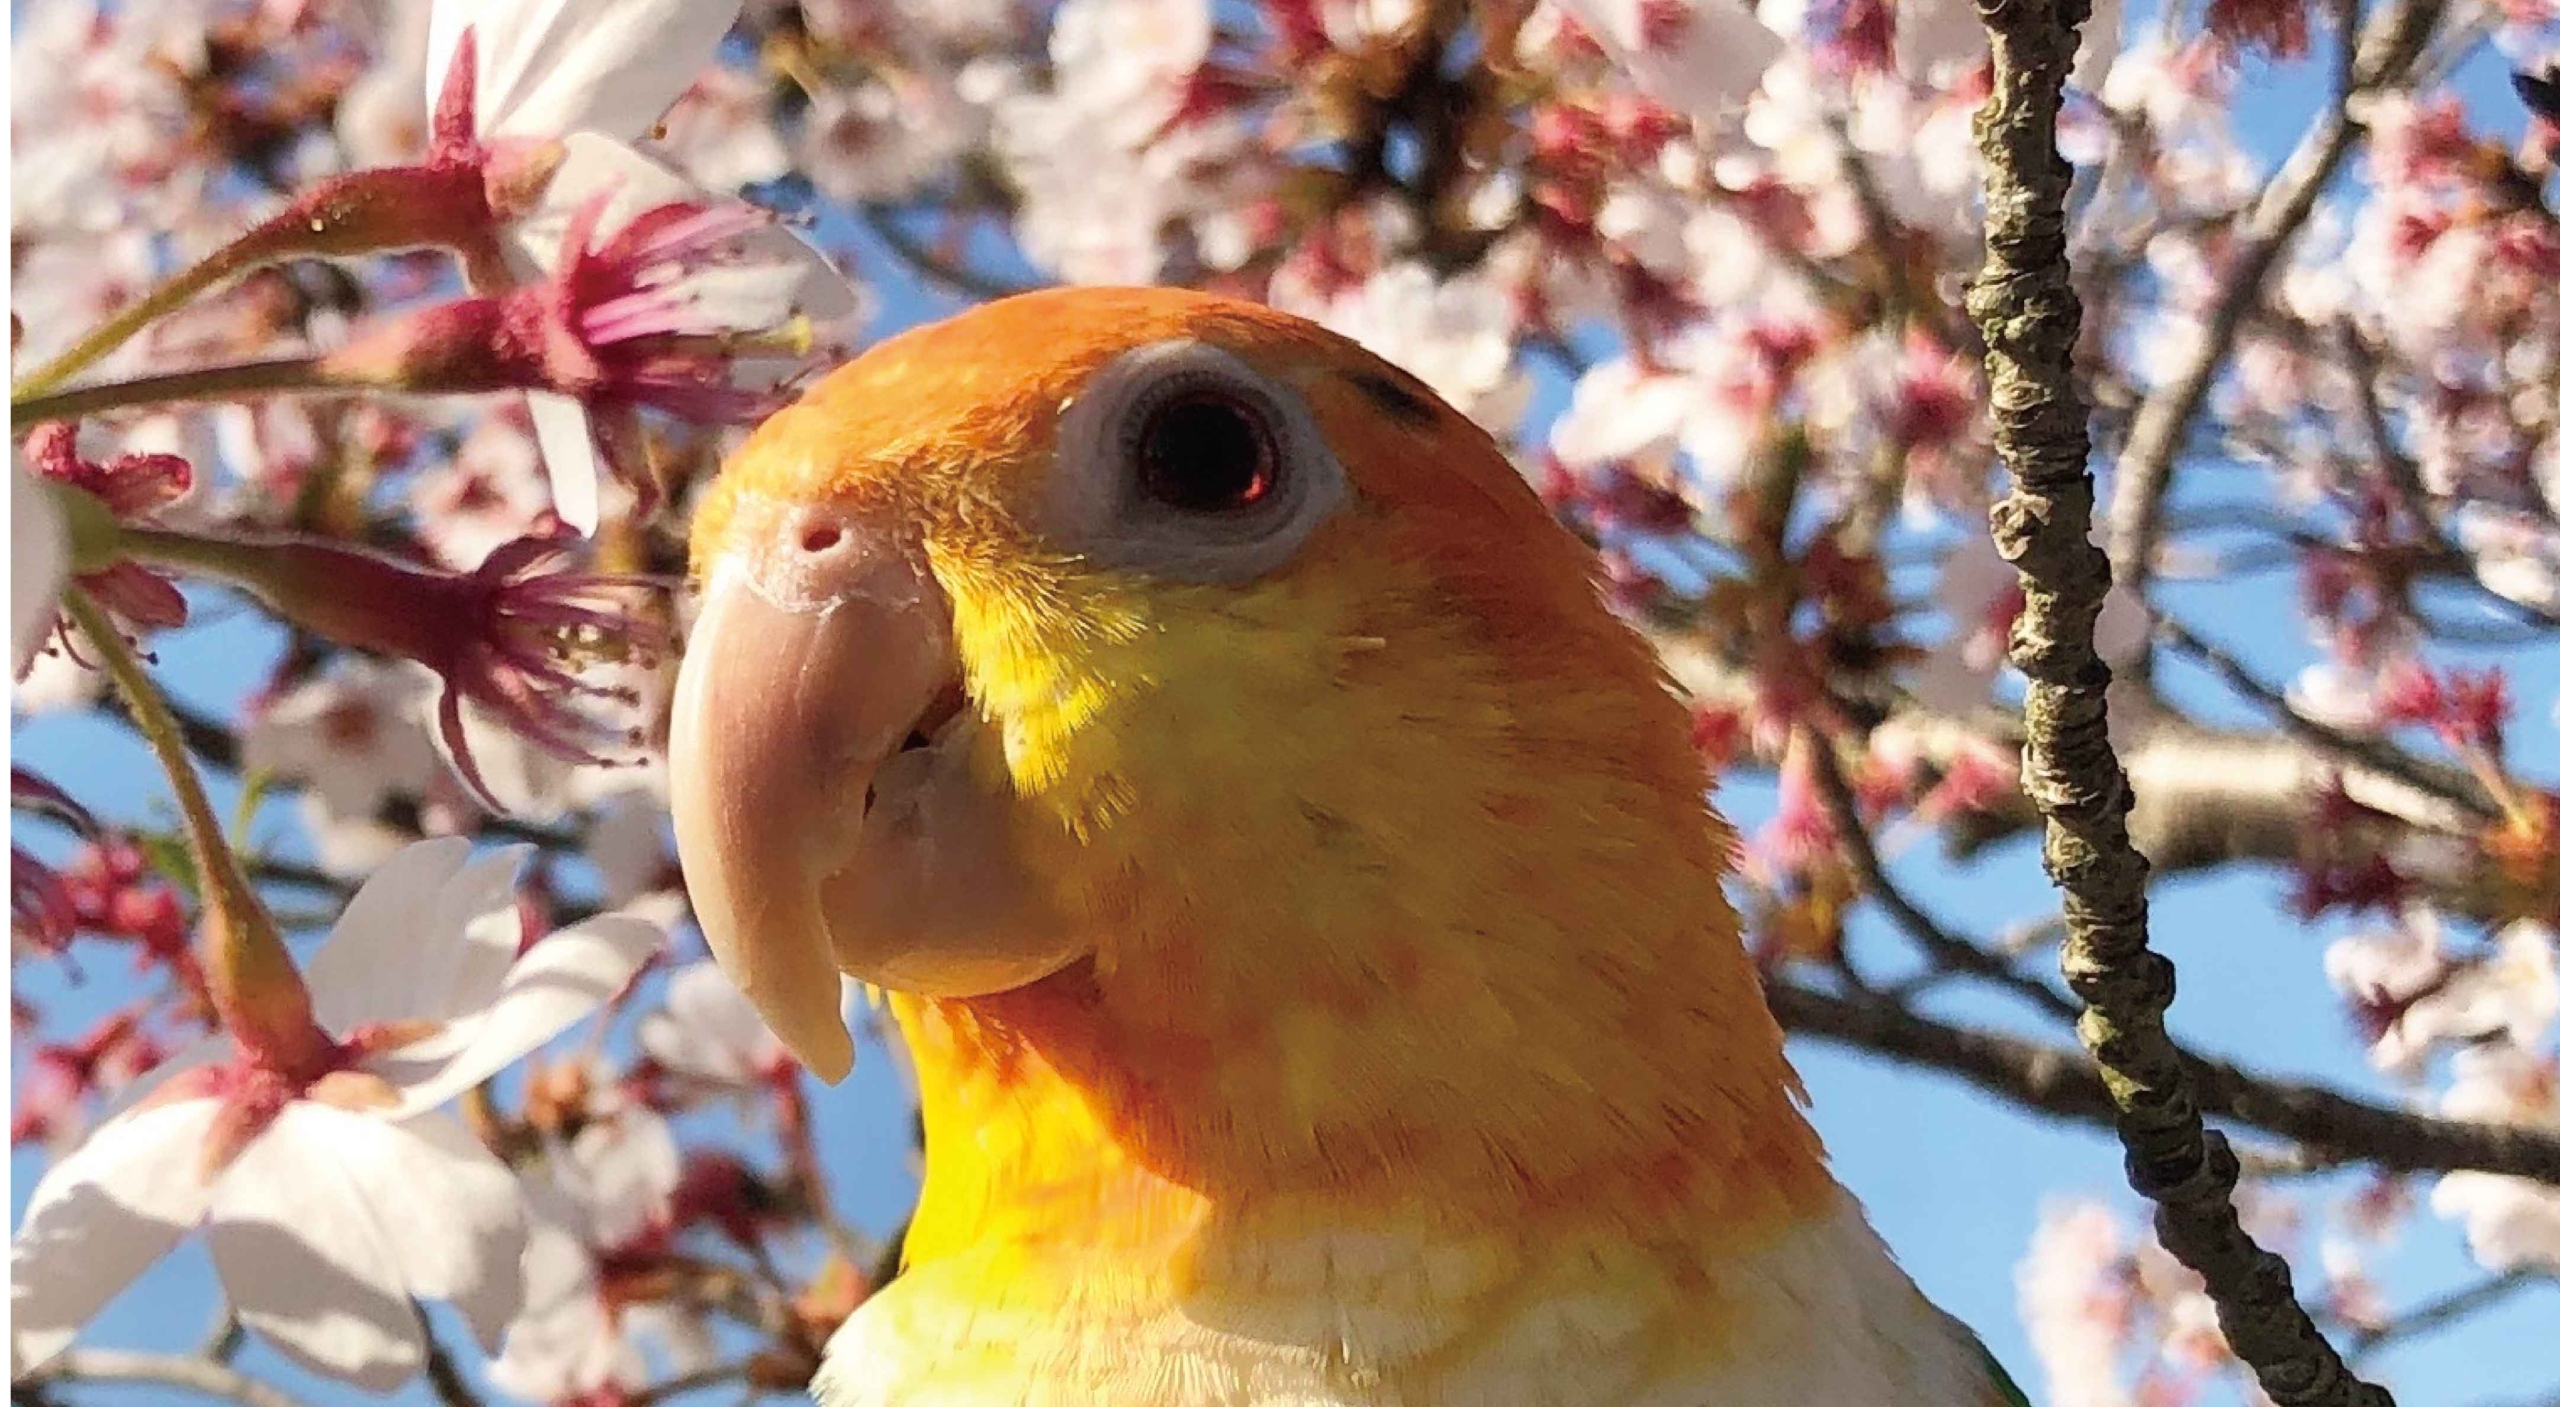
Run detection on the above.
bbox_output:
[667,495,955,1082]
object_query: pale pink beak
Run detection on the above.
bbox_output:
[667,495,955,1082]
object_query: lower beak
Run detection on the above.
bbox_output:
[667,499,954,1081]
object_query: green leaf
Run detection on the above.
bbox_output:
[133,827,202,902]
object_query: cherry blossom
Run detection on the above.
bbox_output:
[2326,916,2559,1071]
[10,838,663,1389]
[2432,1044,2560,1271]
[2016,1199,2136,1407]
[1274,262,1535,435]
[420,0,863,532]
[412,408,559,572]
[240,660,446,874]
[1548,0,1783,117]
[992,0,1246,284]
[488,1095,709,1402]
[638,959,794,1099]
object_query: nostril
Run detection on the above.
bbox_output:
[799,522,844,555]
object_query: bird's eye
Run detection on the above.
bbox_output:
[1047,338,1347,583]
[1133,390,1277,514]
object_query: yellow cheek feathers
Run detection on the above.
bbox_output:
[686,284,1833,1331]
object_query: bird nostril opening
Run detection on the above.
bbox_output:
[799,522,844,555]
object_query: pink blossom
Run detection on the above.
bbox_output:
[2017,1200,2137,1407]
[204,531,673,811]
[2433,1043,2560,1271]
[11,1008,171,1151]
[323,197,817,523]
[1550,0,1782,117]
[11,840,663,1388]
[2325,915,2558,1071]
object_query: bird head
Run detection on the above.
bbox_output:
[670,287,1807,1211]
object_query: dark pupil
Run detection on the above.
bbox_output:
[1138,393,1272,512]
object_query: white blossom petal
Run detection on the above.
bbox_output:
[340,1112,530,1353]
[304,838,524,1035]
[12,462,70,676]
[526,390,604,536]
[428,0,743,143]
[1552,0,1781,118]
[518,132,866,328]
[489,1214,633,1401]
[433,695,585,823]
[379,912,664,1115]
[498,132,862,539]
[10,1098,223,1373]
[584,790,671,906]
[488,1108,678,1401]
[2433,1171,2560,1272]
[639,959,782,1085]
[206,1105,423,1391]
[239,660,443,830]
[1549,358,1692,470]
[557,1108,682,1248]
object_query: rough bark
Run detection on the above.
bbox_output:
[1965,0,2394,1402]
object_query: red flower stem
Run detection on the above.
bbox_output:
[116,528,466,667]
[11,358,362,432]
[12,164,503,403]
[61,588,330,1076]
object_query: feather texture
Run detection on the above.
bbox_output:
[695,288,2022,1406]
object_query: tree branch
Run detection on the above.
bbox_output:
[2150,613,2497,821]
[1966,0,2391,1400]
[632,1361,754,1405]
[1800,727,2081,1023]
[2348,1269,2550,1363]
[417,1315,482,1407]
[14,1350,310,1407]
[2104,0,2444,602]
[1766,981,2560,1183]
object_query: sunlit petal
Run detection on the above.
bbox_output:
[10,1099,223,1372]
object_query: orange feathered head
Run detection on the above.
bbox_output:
[670,287,1807,1210]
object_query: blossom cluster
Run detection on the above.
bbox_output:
[10,0,2560,1400]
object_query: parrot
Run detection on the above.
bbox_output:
[665,286,2031,1406]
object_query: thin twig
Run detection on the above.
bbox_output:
[1765,981,2560,1183]
[1965,0,2392,1400]
[195,1301,244,1362]
[14,357,341,429]
[2105,0,2445,603]
[97,691,588,852]
[632,1361,756,1405]
[14,1349,310,1407]
[856,204,1040,302]
[2348,1269,2550,1363]
[2335,320,2444,543]
[1800,727,2080,1023]
[417,1318,482,1407]
[2150,613,2497,820]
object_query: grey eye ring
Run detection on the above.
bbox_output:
[1046,340,1347,582]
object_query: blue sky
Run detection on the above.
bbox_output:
[12,21,2560,1407]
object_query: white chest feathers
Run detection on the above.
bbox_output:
[813,1201,2006,1407]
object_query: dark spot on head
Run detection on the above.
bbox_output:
[1346,370,1438,427]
